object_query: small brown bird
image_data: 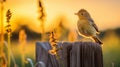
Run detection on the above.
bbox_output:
[75,9,103,44]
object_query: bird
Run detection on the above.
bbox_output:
[75,9,103,44]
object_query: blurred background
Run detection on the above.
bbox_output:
[0,0,120,67]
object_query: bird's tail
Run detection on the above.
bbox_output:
[92,36,103,45]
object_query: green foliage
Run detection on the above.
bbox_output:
[102,31,120,67]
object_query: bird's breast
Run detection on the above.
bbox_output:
[77,19,89,27]
[77,19,96,37]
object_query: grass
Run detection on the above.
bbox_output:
[1,31,120,67]
[9,41,35,67]
[102,32,120,67]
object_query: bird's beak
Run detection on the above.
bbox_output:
[74,13,78,15]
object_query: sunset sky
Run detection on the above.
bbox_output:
[1,0,120,33]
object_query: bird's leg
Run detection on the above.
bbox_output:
[77,37,84,42]
[78,37,92,42]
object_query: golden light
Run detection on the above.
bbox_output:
[1,0,119,33]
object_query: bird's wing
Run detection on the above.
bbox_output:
[88,18,99,33]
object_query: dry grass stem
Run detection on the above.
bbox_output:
[0,1,6,67]
[38,0,46,40]
[49,32,59,56]
[6,9,12,67]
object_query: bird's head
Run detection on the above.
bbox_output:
[75,9,91,19]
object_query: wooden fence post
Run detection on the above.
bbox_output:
[36,42,103,67]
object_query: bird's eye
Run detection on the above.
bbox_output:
[81,13,83,15]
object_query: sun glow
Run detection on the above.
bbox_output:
[0,0,119,33]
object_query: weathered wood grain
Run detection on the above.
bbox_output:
[36,42,103,67]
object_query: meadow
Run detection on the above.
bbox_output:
[6,29,120,67]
